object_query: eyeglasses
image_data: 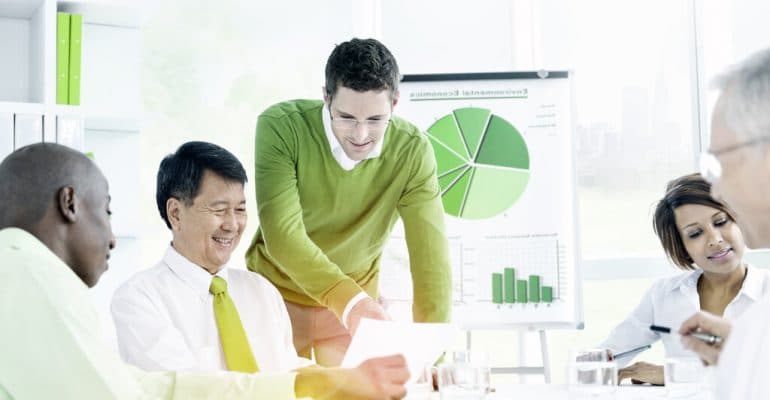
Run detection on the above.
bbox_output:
[330,115,391,132]
[699,152,722,184]
[699,136,770,184]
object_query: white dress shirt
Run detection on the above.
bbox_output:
[111,245,312,373]
[0,228,296,400]
[716,294,770,399]
[322,106,382,325]
[599,265,770,367]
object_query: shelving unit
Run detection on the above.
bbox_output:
[0,0,142,238]
[0,0,51,105]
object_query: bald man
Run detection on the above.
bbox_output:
[0,143,409,400]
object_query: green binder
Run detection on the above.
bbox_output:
[68,14,83,105]
[56,13,70,104]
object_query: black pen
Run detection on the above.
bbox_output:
[650,324,723,345]
[611,344,651,360]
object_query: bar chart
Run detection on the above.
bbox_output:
[491,268,554,305]
[379,231,574,326]
[460,235,566,305]
[380,233,567,307]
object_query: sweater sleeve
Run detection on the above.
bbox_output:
[254,114,363,320]
[397,136,452,323]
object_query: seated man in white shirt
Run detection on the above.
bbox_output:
[0,142,408,399]
[110,141,409,398]
[112,141,312,373]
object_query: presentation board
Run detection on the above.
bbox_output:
[380,71,583,329]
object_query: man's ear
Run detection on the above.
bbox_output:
[391,89,400,108]
[322,86,330,105]
[166,197,183,231]
[57,186,78,223]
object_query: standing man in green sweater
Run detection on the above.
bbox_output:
[246,38,452,367]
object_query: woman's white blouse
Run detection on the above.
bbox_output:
[599,265,770,367]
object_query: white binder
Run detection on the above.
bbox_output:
[13,113,44,150]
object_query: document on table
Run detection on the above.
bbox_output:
[341,318,458,380]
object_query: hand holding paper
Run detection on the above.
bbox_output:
[341,318,458,382]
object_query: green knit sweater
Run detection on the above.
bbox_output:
[245,99,451,323]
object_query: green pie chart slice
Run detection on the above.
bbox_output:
[427,114,470,160]
[438,165,470,190]
[454,107,490,158]
[441,167,473,216]
[475,115,529,169]
[462,166,530,219]
[428,135,467,176]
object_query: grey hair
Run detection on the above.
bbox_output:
[712,48,770,144]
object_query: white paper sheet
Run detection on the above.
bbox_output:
[341,319,458,381]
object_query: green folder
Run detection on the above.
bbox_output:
[56,13,70,104]
[68,14,83,105]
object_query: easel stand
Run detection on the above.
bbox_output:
[465,329,551,383]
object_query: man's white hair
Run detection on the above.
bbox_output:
[713,48,770,144]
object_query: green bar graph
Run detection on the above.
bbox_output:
[542,286,553,302]
[516,280,528,303]
[504,268,515,303]
[492,273,503,304]
[529,275,541,303]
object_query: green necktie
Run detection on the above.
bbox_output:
[209,276,259,373]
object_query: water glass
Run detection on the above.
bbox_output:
[436,351,490,400]
[405,363,434,400]
[664,357,705,398]
[567,348,617,398]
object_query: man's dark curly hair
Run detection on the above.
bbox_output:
[324,38,400,101]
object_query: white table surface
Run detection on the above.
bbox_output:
[490,384,665,399]
[409,383,714,399]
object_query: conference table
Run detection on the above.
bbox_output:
[408,384,714,399]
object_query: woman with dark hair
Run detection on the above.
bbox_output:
[599,173,770,385]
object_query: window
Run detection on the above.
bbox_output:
[381,0,698,259]
[141,0,358,263]
[699,0,770,148]
[545,0,698,259]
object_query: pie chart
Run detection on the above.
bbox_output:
[427,107,530,219]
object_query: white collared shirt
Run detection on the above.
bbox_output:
[111,245,312,373]
[322,105,379,324]
[599,265,770,367]
[716,293,770,399]
[322,104,384,171]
